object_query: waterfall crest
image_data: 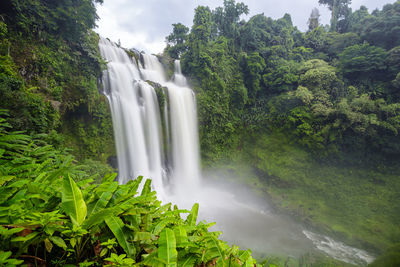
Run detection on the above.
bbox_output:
[99,38,200,196]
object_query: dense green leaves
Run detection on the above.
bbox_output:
[0,113,258,266]
[0,0,115,164]
[339,44,387,78]
[165,0,400,163]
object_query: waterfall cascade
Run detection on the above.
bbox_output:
[99,38,200,197]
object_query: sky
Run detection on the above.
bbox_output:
[95,0,395,54]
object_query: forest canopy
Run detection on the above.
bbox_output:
[164,0,400,164]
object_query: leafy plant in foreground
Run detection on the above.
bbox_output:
[0,112,258,266]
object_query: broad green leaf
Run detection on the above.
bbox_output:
[89,187,116,215]
[178,254,196,267]
[141,179,152,196]
[44,238,53,252]
[239,249,252,263]
[141,252,164,267]
[105,216,134,257]
[70,238,76,248]
[11,231,39,242]
[165,209,190,218]
[102,172,118,183]
[33,172,47,183]
[186,203,199,227]
[83,208,115,229]
[153,203,172,217]
[244,256,256,267]
[152,218,179,235]
[0,176,14,186]
[7,189,27,205]
[49,236,67,249]
[0,251,12,261]
[174,226,188,246]
[61,175,87,226]
[203,236,224,263]
[158,228,177,267]
[8,179,28,188]
[0,226,24,237]
[100,248,108,257]
[123,207,149,216]
[134,231,155,241]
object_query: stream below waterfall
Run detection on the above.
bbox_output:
[99,37,375,266]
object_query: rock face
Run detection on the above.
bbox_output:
[107,155,118,169]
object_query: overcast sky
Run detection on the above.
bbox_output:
[95,0,395,54]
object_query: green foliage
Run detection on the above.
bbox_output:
[212,0,249,39]
[240,52,265,100]
[7,0,101,44]
[0,1,115,163]
[339,44,387,78]
[0,251,23,266]
[165,23,189,59]
[0,113,258,266]
[191,6,213,44]
[263,59,299,93]
[168,0,400,166]
[358,1,400,50]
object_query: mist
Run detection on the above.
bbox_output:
[163,167,374,265]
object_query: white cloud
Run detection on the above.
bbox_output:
[95,0,396,54]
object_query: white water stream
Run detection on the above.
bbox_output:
[99,37,374,266]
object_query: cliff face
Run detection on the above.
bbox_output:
[0,0,115,164]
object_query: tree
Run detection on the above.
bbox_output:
[304,26,328,52]
[213,0,249,39]
[263,59,299,93]
[343,5,370,33]
[339,44,387,78]
[165,23,189,59]
[191,6,213,44]
[318,0,351,32]
[8,0,103,43]
[239,14,274,53]
[324,32,360,57]
[299,59,342,98]
[359,1,400,49]
[308,8,321,31]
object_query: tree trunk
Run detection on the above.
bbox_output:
[330,0,338,32]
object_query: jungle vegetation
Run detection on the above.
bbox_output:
[0,0,400,266]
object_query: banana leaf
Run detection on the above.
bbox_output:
[158,228,177,266]
[61,175,87,226]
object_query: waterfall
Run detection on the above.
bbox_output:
[99,37,200,196]
[172,59,188,87]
